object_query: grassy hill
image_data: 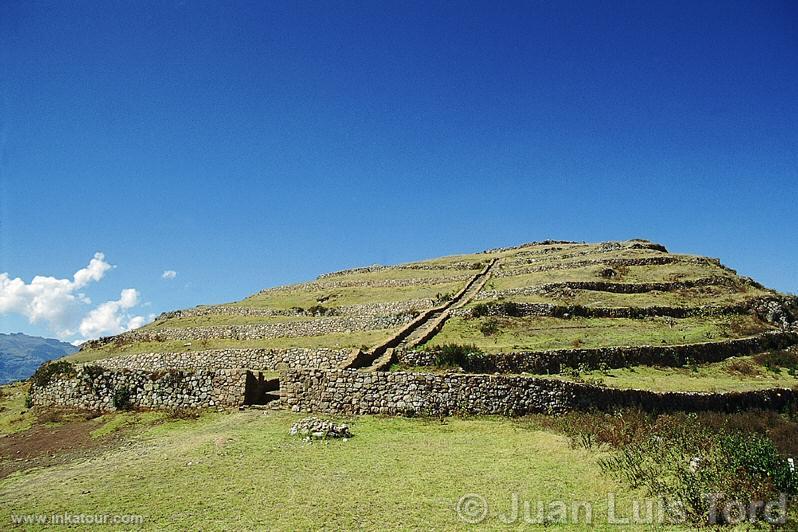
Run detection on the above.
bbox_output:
[5,240,798,529]
[70,239,798,393]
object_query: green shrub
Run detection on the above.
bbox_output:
[595,415,797,524]
[471,303,490,317]
[82,365,105,380]
[429,344,490,372]
[479,318,500,336]
[31,360,76,388]
[434,292,453,305]
[24,394,33,409]
[502,301,522,317]
[113,387,133,410]
[307,305,337,316]
[755,349,798,372]
[532,408,798,525]
[472,302,522,318]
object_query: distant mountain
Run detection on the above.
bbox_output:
[0,333,78,384]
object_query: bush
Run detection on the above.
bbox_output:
[725,358,760,376]
[479,318,500,336]
[755,349,798,372]
[499,301,523,317]
[539,410,798,525]
[429,344,491,372]
[307,305,337,316]
[24,394,33,409]
[471,302,522,318]
[82,365,105,380]
[113,387,133,410]
[471,303,490,318]
[31,360,76,388]
[599,425,796,523]
[434,292,453,305]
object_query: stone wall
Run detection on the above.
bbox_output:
[317,262,482,277]
[257,273,471,295]
[453,301,754,319]
[396,331,798,373]
[454,296,794,321]
[156,299,434,320]
[30,367,249,411]
[94,347,350,372]
[109,314,409,343]
[282,368,795,416]
[489,241,666,262]
[493,255,722,278]
[476,277,743,300]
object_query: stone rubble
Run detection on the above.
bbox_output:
[289,417,352,439]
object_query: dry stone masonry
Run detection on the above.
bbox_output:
[95,347,350,372]
[30,366,249,411]
[397,331,798,374]
[455,296,793,321]
[33,240,798,417]
[114,314,412,343]
[282,368,795,416]
[476,276,747,300]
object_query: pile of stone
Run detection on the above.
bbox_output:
[289,417,351,440]
[751,297,798,330]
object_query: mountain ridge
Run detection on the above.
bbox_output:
[0,332,77,384]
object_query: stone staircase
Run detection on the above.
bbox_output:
[340,258,498,371]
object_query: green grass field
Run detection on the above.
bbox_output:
[0,408,646,530]
[490,261,736,291]
[232,280,464,310]
[427,314,772,352]
[0,382,35,435]
[535,355,798,392]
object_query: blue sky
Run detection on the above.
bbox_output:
[1,1,796,342]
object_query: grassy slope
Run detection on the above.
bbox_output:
[487,284,773,308]
[491,261,736,290]
[427,315,772,352]
[0,382,35,435]
[231,280,463,309]
[536,355,798,392]
[0,409,643,530]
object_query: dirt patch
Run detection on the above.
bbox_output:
[0,410,119,479]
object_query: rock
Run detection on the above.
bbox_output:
[289,417,352,440]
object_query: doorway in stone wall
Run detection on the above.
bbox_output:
[244,371,280,405]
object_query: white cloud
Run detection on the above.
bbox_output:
[162,270,177,280]
[74,252,113,288]
[126,315,149,330]
[0,252,151,341]
[0,252,113,338]
[78,288,151,339]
